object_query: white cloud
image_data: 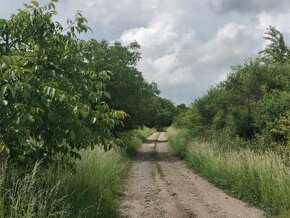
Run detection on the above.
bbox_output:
[120,16,264,103]
[217,72,229,83]
[120,8,197,93]
[216,23,245,40]
[258,11,290,34]
[1,0,290,104]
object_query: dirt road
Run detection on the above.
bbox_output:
[118,132,265,218]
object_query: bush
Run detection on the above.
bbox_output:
[0,0,125,165]
[172,27,290,155]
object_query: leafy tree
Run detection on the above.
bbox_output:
[260,26,290,63]
[145,96,176,129]
[174,26,290,153]
[176,104,187,115]
[82,40,160,130]
[0,1,125,164]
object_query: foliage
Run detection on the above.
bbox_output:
[259,25,290,63]
[119,127,155,156]
[270,112,290,155]
[144,96,177,130]
[83,39,176,130]
[0,126,154,218]
[174,26,290,154]
[0,1,126,164]
[173,110,191,129]
[0,1,175,217]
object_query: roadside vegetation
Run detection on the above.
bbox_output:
[0,128,154,218]
[0,1,171,217]
[63,127,155,217]
[2,0,289,217]
[171,26,290,216]
[170,130,290,215]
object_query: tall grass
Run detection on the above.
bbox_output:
[64,147,127,218]
[63,127,155,217]
[0,127,154,218]
[0,149,127,218]
[119,127,156,156]
[168,128,193,159]
[0,162,68,218]
[169,130,290,215]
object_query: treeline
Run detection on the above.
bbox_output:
[171,26,290,215]
[0,0,179,165]
[175,26,290,154]
[86,40,178,130]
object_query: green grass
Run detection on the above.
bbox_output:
[64,147,127,218]
[169,130,290,216]
[63,127,154,217]
[0,127,155,218]
[0,162,68,218]
[0,149,127,218]
[168,128,192,159]
[119,127,156,156]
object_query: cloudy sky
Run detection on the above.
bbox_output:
[1,0,290,104]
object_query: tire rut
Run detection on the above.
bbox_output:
[118,132,265,218]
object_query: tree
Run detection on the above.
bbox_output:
[84,39,160,130]
[174,26,290,153]
[145,96,176,129]
[260,26,290,63]
[0,1,125,164]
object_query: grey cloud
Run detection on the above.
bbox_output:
[120,1,269,104]
[217,0,289,13]
[1,0,289,104]
[56,0,154,40]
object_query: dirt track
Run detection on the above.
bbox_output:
[118,132,265,218]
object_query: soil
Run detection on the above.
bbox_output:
[118,132,265,218]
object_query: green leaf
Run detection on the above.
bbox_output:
[16,116,21,125]
[91,117,97,124]
[103,91,111,99]
[0,145,10,155]
[17,10,28,18]
[70,131,76,141]
[3,99,8,106]
[1,84,15,98]
[1,85,9,96]
[48,2,56,10]
[30,1,39,7]
[43,86,56,98]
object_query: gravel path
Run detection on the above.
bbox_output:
[118,132,265,218]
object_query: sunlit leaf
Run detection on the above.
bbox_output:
[30,1,39,7]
